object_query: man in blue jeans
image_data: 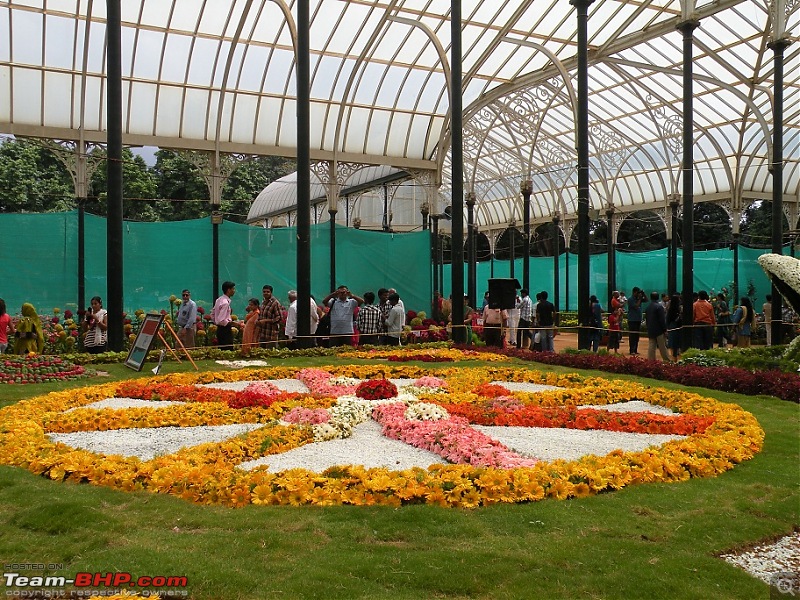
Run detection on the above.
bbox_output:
[536,291,556,352]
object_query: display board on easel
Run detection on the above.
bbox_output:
[124,313,164,371]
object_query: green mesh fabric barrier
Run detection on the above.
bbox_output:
[0,210,785,317]
[0,212,431,317]
[0,212,78,312]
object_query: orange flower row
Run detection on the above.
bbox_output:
[440,403,714,435]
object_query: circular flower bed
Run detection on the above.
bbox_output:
[0,363,763,507]
[0,355,87,384]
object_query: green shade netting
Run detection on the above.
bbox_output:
[0,211,785,317]
[0,211,431,316]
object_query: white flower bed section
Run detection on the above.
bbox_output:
[239,420,448,472]
[50,423,264,461]
[69,398,186,411]
[473,426,685,462]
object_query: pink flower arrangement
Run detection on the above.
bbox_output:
[487,396,524,410]
[372,402,538,468]
[296,368,359,396]
[413,376,447,389]
[282,407,330,425]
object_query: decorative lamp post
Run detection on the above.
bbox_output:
[606,205,616,309]
[520,180,532,291]
[466,191,477,308]
[210,211,223,301]
[431,215,440,301]
[329,206,338,292]
[668,194,680,295]
[421,202,430,231]
[553,210,561,322]
[509,219,517,279]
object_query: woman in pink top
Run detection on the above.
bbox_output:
[0,298,15,354]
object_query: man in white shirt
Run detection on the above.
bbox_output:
[388,288,405,314]
[285,291,321,348]
[284,290,298,348]
[385,293,406,346]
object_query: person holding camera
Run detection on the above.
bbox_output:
[83,296,108,354]
[322,285,363,347]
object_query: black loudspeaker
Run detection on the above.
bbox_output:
[488,278,520,309]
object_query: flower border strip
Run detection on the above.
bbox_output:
[440,403,713,436]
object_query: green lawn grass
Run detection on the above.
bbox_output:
[0,357,797,599]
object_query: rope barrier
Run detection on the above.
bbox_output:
[143,317,782,353]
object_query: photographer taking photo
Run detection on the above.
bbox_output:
[83,296,108,354]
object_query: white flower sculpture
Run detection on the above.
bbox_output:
[757,253,800,357]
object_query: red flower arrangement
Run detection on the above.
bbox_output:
[355,378,398,400]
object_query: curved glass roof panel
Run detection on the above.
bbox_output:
[0,0,797,231]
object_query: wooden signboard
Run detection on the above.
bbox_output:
[124,313,164,371]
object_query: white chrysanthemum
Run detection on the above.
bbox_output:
[404,402,449,421]
[395,391,422,405]
[328,397,373,425]
[405,385,445,396]
[312,422,344,442]
[329,376,361,386]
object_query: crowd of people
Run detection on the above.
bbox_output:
[583,287,784,362]
[0,296,108,356]
[208,282,410,354]
[0,284,794,358]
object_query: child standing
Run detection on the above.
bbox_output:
[607,306,623,353]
